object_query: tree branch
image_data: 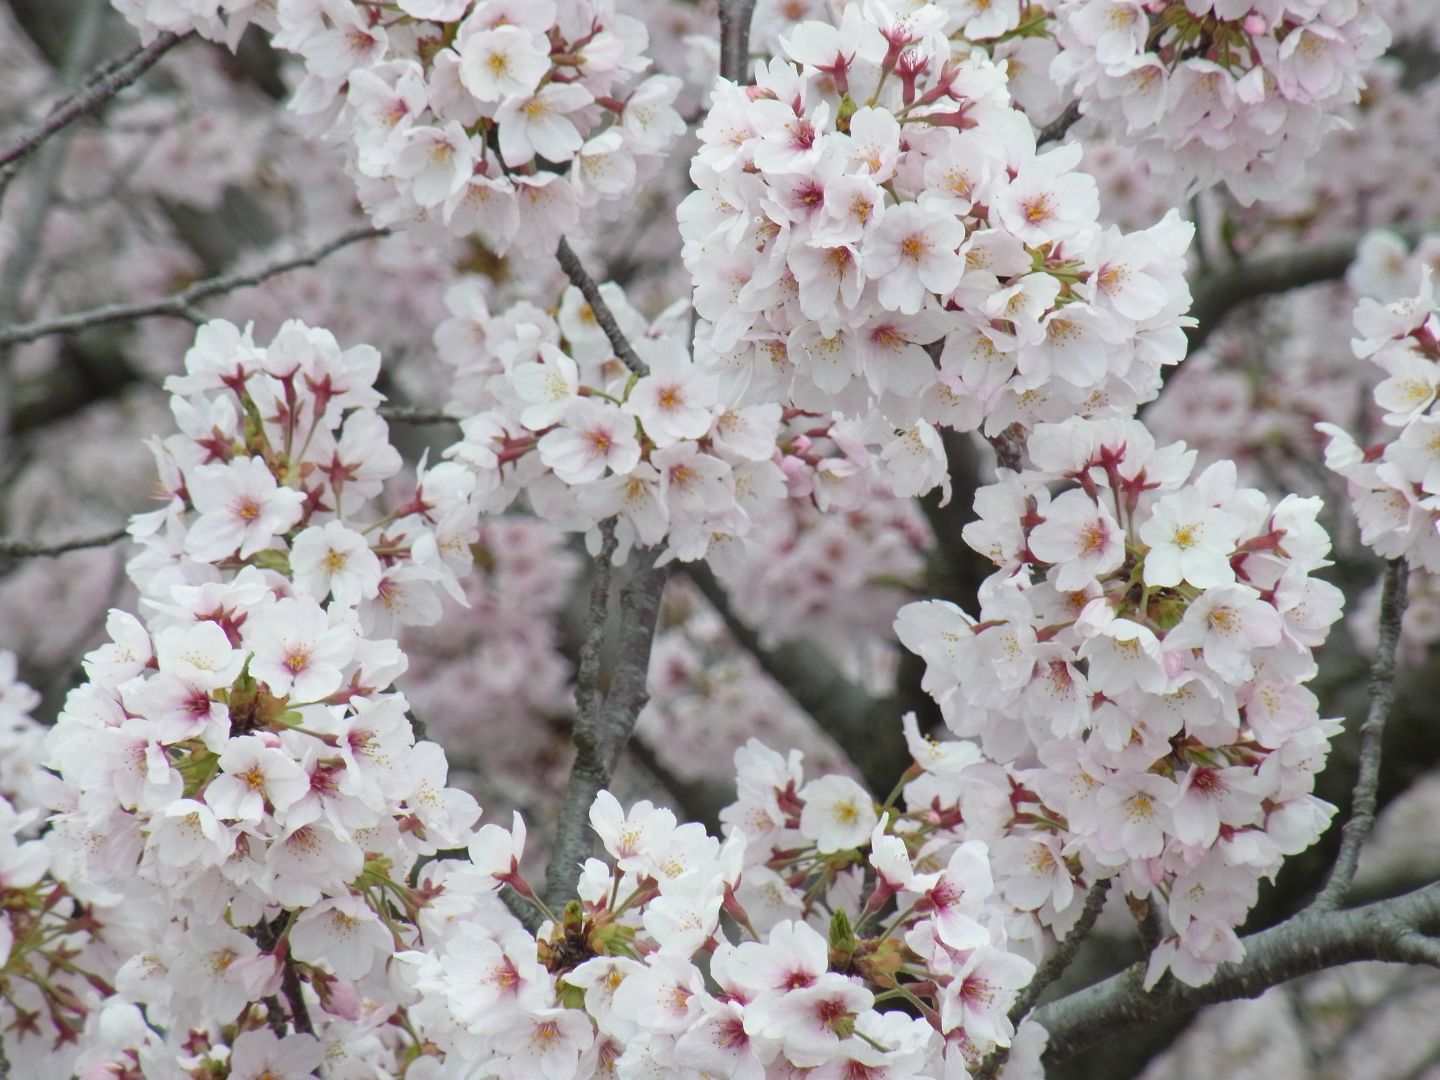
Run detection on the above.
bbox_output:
[0,31,193,190]
[1186,224,1431,350]
[1037,100,1082,147]
[553,239,649,377]
[0,525,128,559]
[681,561,912,795]
[975,878,1111,1080]
[280,949,315,1035]
[0,227,389,349]
[544,545,670,908]
[376,406,462,425]
[0,0,107,484]
[718,0,759,83]
[1034,879,1440,1066]
[575,522,619,725]
[1313,558,1410,912]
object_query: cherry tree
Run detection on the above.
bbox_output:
[0,0,1438,1077]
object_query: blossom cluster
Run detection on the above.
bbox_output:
[1051,0,1391,203]
[439,275,953,563]
[898,414,1344,985]
[111,0,687,252]
[1321,247,1440,570]
[408,764,1050,1079]
[0,655,121,1076]
[1225,51,1440,243]
[680,2,1196,472]
[38,319,487,1074]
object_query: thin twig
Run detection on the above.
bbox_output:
[553,238,649,377]
[0,525,128,559]
[975,878,1111,1080]
[0,31,193,184]
[1312,558,1410,912]
[377,405,463,425]
[1037,100,1082,146]
[0,227,389,348]
[280,950,315,1035]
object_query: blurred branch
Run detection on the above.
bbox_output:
[554,239,649,377]
[0,0,108,489]
[0,525,128,559]
[718,0,758,83]
[682,560,911,795]
[918,428,990,611]
[0,30,192,199]
[377,406,463,425]
[1035,878,1440,1066]
[1037,101,1081,146]
[627,735,732,833]
[1313,558,1409,912]
[1187,223,1431,350]
[0,227,388,348]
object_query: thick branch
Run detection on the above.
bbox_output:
[1187,224,1431,349]
[575,523,620,725]
[0,525,128,559]
[553,239,649,377]
[0,30,192,181]
[1313,558,1410,911]
[718,0,759,83]
[1034,880,1440,1065]
[544,546,669,907]
[0,227,388,349]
